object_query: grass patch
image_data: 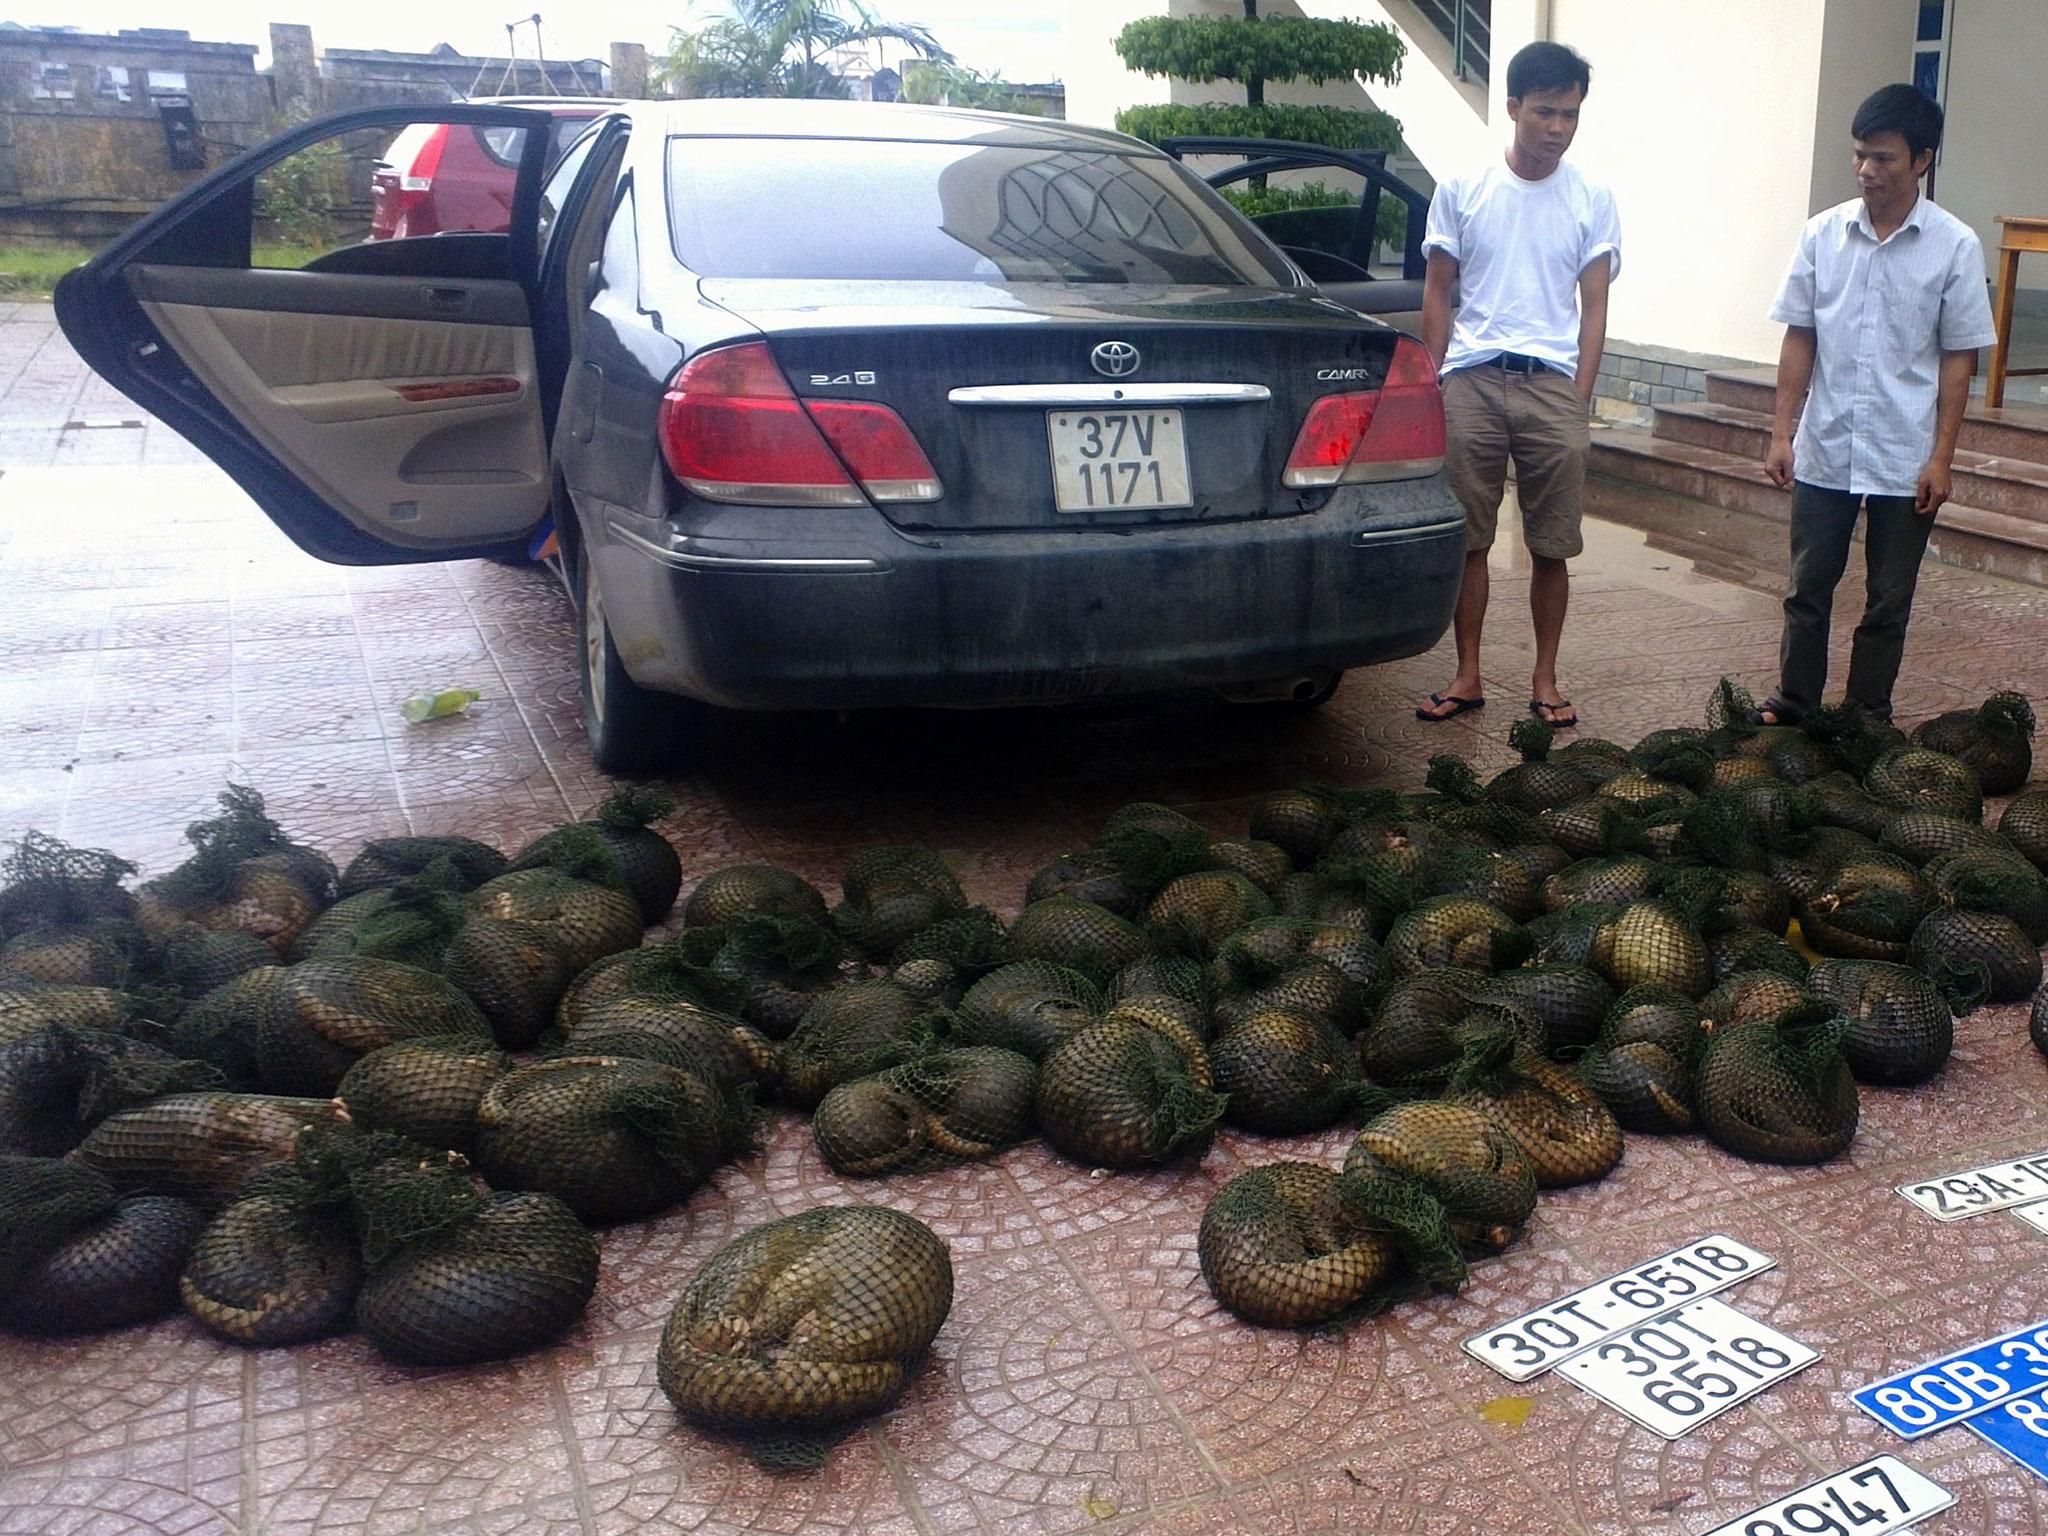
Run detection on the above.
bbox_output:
[0,241,338,298]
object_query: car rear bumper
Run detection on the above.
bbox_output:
[589,477,1465,710]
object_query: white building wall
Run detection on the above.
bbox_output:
[1939,0,2048,300]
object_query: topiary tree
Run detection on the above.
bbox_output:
[1113,6,1409,256]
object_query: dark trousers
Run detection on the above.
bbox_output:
[1777,480,1933,720]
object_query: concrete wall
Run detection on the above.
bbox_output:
[1809,0,1916,212]
[1940,0,2048,301]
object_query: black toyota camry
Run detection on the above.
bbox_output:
[56,99,1463,770]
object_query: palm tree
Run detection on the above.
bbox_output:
[659,0,950,99]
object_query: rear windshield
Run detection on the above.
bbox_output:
[666,137,1294,287]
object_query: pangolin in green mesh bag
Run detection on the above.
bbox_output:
[1211,917,1377,1038]
[1357,974,1544,1098]
[683,862,830,929]
[546,992,780,1100]
[136,787,337,955]
[1523,902,1624,967]
[1446,1029,1623,1188]
[1109,954,1214,1018]
[1145,869,1275,959]
[0,1023,223,1157]
[1697,998,1858,1164]
[1345,1101,1538,1252]
[1474,964,1616,1057]
[1911,692,2035,796]
[950,960,1103,1060]
[337,1034,511,1154]
[1035,1003,1224,1169]
[337,836,506,899]
[812,1046,1037,1177]
[1998,790,2048,874]
[1922,847,2048,943]
[1005,896,1150,987]
[1877,809,2007,868]
[1211,1006,1363,1134]
[674,913,845,1039]
[658,1206,951,1443]
[1798,851,1930,961]
[0,1153,204,1335]
[890,907,1011,983]
[1909,907,2042,1007]
[1710,927,1811,986]
[1377,897,1525,980]
[1575,986,1705,1134]
[1198,1161,1463,1328]
[352,1147,597,1366]
[1024,846,1149,918]
[0,832,142,989]
[781,978,945,1110]
[251,957,492,1098]
[473,1055,751,1223]
[1865,747,1983,822]
[151,921,276,1002]
[1487,719,1596,814]
[830,846,968,961]
[1589,898,1712,997]
[446,865,643,1047]
[554,939,728,1031]
[1804,959,1952,1085]
[1541,855,1660,912]
[73,1090,351,1208]
[1247,787,1363,869]
[289,859,472,969]
[1201,837,1293,896]
[511,789,682,924]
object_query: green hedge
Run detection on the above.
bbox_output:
[1115,14,1403,87]
[1115,103,1401,153]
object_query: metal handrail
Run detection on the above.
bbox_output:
[1411,0,1490,86]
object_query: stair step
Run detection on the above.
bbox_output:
[1589,427,2048,586]
[1702,367,2048,462]
[1649,403,2048,521]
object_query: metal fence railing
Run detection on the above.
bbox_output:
[1410,0,1491,87]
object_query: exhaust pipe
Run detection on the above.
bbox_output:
[1218,668,1339,705]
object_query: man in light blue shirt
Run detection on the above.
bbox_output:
[1755,83,1997,726]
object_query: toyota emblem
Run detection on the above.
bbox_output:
[1090,340,1141,378]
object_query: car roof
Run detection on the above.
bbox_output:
[468,95,619,113]
[619,98,1153,154]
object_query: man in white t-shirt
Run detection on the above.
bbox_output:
[1415,41,1621,729]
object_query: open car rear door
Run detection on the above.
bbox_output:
[55,103,558,565]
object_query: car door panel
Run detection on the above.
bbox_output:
[129,265,545,548]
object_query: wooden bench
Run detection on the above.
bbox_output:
[1987,214,2048,409]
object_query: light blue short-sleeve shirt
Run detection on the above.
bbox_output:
[1769,195,1998,498]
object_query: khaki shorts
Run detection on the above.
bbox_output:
[1442,364,1589,559]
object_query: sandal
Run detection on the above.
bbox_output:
[1529,699,1579,729]
[1748,700,1801,728]
[1417,692,1486,722]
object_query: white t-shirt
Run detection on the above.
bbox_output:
[1421,156,1621,377]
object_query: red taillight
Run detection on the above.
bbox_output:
[399,124,447,193]
[1282,336,1448,488]
[657,342,941,506]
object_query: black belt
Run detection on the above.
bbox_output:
[1477,352,1552,374]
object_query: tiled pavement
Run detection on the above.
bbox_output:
[2,304,2048,1534]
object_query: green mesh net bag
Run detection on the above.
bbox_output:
[137,787,337,955]
[658,1206,952,1448]
[547,993,780,1100]
[1357,979,1543,1097]
[336,1034,511,1154]
[0,1153,118,1289]
[1035,1008,1224,1169]
[1474,965,1616,1058]
[474,1056,749,1223]
[1911,692,2036,796]
[289,862,472,970]
[781,979,945,1110]
[151,923,275,1002]
[511,790,682,925]
[812,1046,1038,1176]
[1910,907,2042,1008]
[164,967,285,1088]
[350,1147,597,1366]
[1005,897,1150,987]
[678,914,846,1039]
[1197,1162,1460,1329]
[1575,985,1705,1134]
[1598,768,1701,814]
[1345,1101,1538,1252]
[1866,747,1984,822]
[1145,870,1276,959]
[1211,918,1377,1036]
[683,863,831,929]
[73,1091,351,1209]
[1108,954,1215,1018]
[1539,798,1651,860]
[1710,928,1811,985]
[1269,867,1388,938]
[1696,1000,1858,1164]
[466,868,646,975]
[1589,900,1712,997]
[1697,868,1794,937]
[1806,772,1894,839]
[1246,789,1349,869]
[1701,971,1819,1033]
[3,1190,205,1336]
[1707,757,1777,792]
[440,915,576,1049]
[1923,848,2048,944]
[1524,902,1624,967]
[251,957,492,1098]
[1192,838,1286,898]
[889,908,1012,982]
[1798,852,1930,961]
[1552,735,1634,786]
[1767,825,1882,905]
[1484,719,1594,815]
[832,846,968,961]
[0,896,139,988]
[1210,1007,1362,1134]
[1378,897,1524,980]
[0,1024,223,1157]
[554,939,728,1031]
[951,961,1103,1060]
[337,836,507,899]
[1024,847,1147,919]
[1804,959,1953,1086]
[1446,1033,1623,1188]
[1879,811,2010,868]
[1542,855,1660,912]
[1998,791,2048,873]
[0,832,136,941]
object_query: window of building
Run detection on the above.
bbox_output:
[97,65,131,101]
[31,62,76,100]
[146,69,188,94]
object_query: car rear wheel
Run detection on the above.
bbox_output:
[579,554,688,773]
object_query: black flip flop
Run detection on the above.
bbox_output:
[1417,692,1485,722]
[1529,698,1579,729]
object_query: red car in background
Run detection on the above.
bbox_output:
[369,98,615,239]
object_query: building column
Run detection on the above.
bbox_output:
[269,22,320,119]
[609,41,649,99]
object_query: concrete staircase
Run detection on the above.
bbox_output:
[1588,368,2048,586]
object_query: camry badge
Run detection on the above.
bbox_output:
[1090,341,1141,378]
